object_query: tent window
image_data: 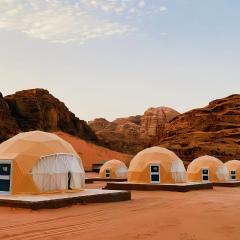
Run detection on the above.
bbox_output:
[202,168,209,181]
[230,170,237,181]
[105,168,110,178]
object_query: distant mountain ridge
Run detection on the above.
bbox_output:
[89,107,180,154]
[1,88,239,163]
[0,89,97,142]
[159,94,240,162]
[89,94,240,163]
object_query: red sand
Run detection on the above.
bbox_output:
[0,186,240,240]
[55,132,132,171]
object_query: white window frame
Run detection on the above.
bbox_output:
[150,164,160,184]
[105,168,110,178]
[229,170,237,181]
[0,160,13,194]
[202,168,209,182]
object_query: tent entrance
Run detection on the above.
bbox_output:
[68,172,72,190]
[230,170,237,181]
[202,168,209,182]
[0,161,12,193]
[32,154,85,192]
[150,164,160,184]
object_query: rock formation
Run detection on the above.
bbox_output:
[140,107,180,144]
[89,107,180,154]
[159,94,240,162]
[0,89,97,142]
[0,92,19,142]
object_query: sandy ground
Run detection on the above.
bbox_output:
[0,183,240,240]
[55,132,132,171]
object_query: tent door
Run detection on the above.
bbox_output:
[105,168,110,178]
[202,168,209,182]
[68,172,72,190]
[230,170,237,181]
[0,161,12,193]
[150,164,160,184]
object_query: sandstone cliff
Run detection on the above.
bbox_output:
[0,92,19,142]
[0,89,97,142]
[140,107,180,144]
[89,107,180,154]
[159,94,240,162]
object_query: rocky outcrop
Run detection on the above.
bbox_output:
[159,94,240,162]
[140,107,180,144]
[0,92,19,142]
[89,107,180,154]
[88,116,143,154]
[0,89,97,142]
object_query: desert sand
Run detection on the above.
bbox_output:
[55,132,132,171]
[0,182,240,240]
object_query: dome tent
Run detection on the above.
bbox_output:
[224,160,240,181]
[187,155,228,182]
[0,131,85,194]
[99,160,128,179]
[128,147,186,184]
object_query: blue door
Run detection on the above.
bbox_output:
[0,163,11,192]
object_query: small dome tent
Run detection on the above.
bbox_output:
[224,160,240,181]
[128,147,186,184]
[187,155,228,182]
[99,160,128,179]
[0,131,85,194]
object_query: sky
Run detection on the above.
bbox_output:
[0,0,240,121]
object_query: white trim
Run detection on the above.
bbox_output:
[0,160,13,194]
[150,164,160,184]
[201,168,209,182]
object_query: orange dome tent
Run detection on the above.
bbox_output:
[0,131,85,194]
[99,160,128,179]
[224,160,240,181]
[128,147,186,184]
[187,155,228,182]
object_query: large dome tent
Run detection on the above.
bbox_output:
[128,147,186,184]
[0,131,85,194]
[187,155,228,183]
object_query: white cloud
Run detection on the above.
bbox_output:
[0,0,165,44]
[138,1,146,9]
[0,0,134,44]
[159,6,168,12]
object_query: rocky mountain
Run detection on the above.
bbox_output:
[0,93,19,142]
[0,89,97,142]
[140,107,180,144]
[2,88,239,163]
[159,94,240,162]
[89,107,180,154]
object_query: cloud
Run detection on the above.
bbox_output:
[0,0,166,44]
[159,6,168,12]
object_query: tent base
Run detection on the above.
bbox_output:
[86,177,127,183]
[0,189,131,210]
[213,181,240,187]
[104,182,213,192]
